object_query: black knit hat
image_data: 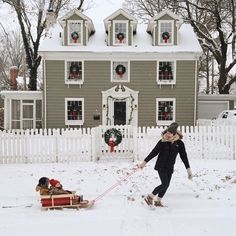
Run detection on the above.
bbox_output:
[38,177,48,187]
[166,122,179,134]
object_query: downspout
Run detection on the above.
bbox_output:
[194,59,198,125]
[43,57,47,128]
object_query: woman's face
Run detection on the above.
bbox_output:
[165,131,174,139]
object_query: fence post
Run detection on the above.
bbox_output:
[91,127,97,161]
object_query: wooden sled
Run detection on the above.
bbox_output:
[40,193,94,210]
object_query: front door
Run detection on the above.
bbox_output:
[114,101,126,125]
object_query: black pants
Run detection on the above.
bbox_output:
[152,168,173,198]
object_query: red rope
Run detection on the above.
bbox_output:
[93,167,139,202]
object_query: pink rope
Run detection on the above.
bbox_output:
[93,167,139,202]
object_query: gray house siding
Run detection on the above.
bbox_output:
[155,14,177,46]
[45,59,196,128]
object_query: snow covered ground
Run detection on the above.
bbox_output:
[0,158,236,236]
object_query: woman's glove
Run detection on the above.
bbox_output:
[187,168,193,180]
[138,161,147,169]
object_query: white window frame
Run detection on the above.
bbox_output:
[111,61,130,82]
[65,60,84,85]
[65,98,84,126]
[158,20,174,45]
[157,61,176,85]
[156,98,176,125]
[67,20,83,46]
[113,20,129,46]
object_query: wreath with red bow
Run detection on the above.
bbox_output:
[71,31,79,43]
[115,64,126,77]
[117,32,125,43]
[162,32,170,43]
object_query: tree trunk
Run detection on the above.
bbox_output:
[218,69,229,94]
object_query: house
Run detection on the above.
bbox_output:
[1,8,202,130]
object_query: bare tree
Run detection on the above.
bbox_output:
[0,23,25,89]
[1,0,89,90]
[124,0,236,94]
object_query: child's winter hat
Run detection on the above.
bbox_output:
[166,122,179,135]
[50,179,61,188]
[38,177,49,187]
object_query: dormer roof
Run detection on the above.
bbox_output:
[104,8,138,32]
[58,9,95,34]
[147,9,183,33]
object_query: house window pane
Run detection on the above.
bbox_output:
[158,101,174,121]
[12,121,20,129]
[160,22,172,44]
[67,100,83,121]
[12,100,20,120]
[23,105,33,119]
[115,23,127,44]
[113,61,128,81]
[69,22,81,44]
[67,61,82,81]
[159,62,174,81]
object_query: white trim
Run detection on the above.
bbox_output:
[158,20,174,45]
[113,20,129,46]
[67,20,83,46]
[102,85,139,126]
[156,98,176,126]
[111,60,130,82]
[64,60,84,85]
[39,52,201,61]
[65,98,84,126]
[157,60,176,85]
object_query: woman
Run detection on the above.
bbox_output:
[138,122,193,207]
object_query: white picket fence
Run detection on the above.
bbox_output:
[0,125,236,164]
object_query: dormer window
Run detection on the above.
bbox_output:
[68,20,83,45]
[158,20,174,45]
[113,20,128,45]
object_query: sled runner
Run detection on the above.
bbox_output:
[40,193,94,210]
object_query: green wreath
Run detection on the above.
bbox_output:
[115,64,126,76]
[162,31,170,40]
[117,32,125,41]
[104,128,122,146]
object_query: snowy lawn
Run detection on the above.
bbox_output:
[0,158,236,236]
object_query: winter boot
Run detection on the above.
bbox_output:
[154,200,164,207]
[144,194,153,206]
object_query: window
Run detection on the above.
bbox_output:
[65,61,83,84]
[113,20,128,45]
[158,20,173,45]
[65,98,84,126]
[156,98,176,125]
[11,99,42,129]
[112,61,129,82]
[157,61,175,85]
[68,20,83,45]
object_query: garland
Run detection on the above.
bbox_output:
[115,64,126,77]
[162,31,170,43]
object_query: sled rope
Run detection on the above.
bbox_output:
[93,167,139,202]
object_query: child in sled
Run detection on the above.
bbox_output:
[35,177,93,208]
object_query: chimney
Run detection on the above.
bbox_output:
[10,66,19,90]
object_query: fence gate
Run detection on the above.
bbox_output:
[93,125,134,160]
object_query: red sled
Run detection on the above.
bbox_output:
[40,193,94,210]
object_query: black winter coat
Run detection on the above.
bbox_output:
[144,138,190,172]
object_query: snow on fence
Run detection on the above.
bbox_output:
[0,125,235,164]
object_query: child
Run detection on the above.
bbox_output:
[36,177,93,207]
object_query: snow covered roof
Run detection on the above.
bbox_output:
[39,6,202,57]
